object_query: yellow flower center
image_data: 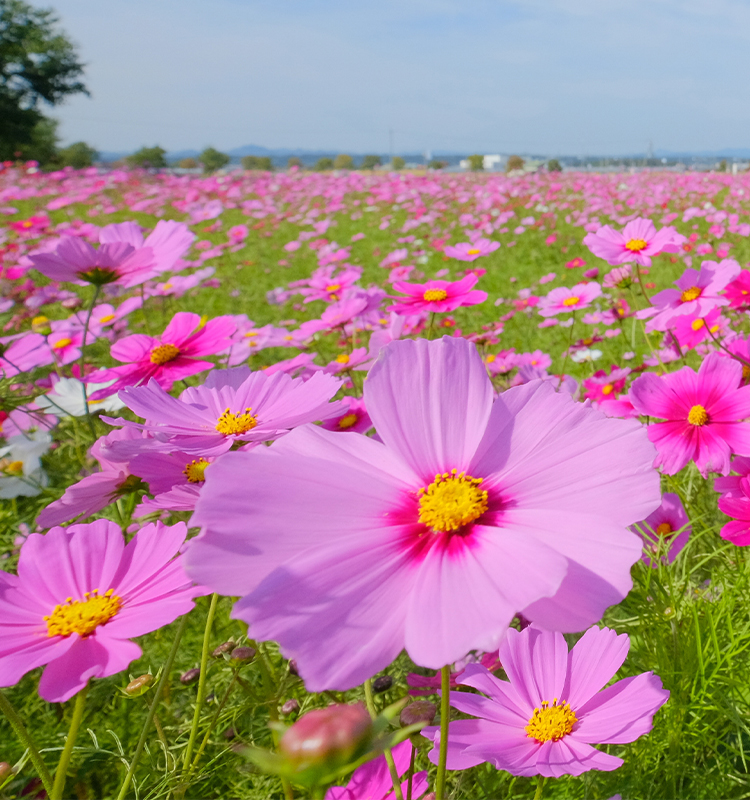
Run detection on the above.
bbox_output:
[691,319,705,331]
[602,383,614,395]
[215,407,258,435]
[336,354,350,364]
[183,458,210,483]
[525,699,577,743]
[1,460,24,475]
[22,220,33,228]
[467,248,481,255]
[680,286,702,302]
[99,313,116,323]
[625,238,648,252]
[150,344,180,365]
[53,338,72,350]
[326,283,341,292]
[423,289,448,302]
[486,354,496,363]
[32,315,48,326]
[743,364,750,381]
[656,522,673,537]
[687,404,709,426]
[338,413,359,429]
[44,590,122,638]
[562,296,580,307]
[418,470,488,533]
[244,330,259,338]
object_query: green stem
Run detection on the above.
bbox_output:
[426,312,436,340]
[0,691,54,796]
[51,683,89,800]
[182,593,219,778]
[188,671,238,774]
[115,614,189,800]
[557,312,576,388]
[406,741,416,800]
[634,263,653,305]
[435,665,451,800]
[364,680,403,800]
[534,775,546,800]
[79,285,101,439]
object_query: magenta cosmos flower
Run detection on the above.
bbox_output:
[0,519,199,702]
[89,312,236,398]
[423,626,668,777]
[583,218,685,267]
[537,282,602,317]
[390,274,488,315]
[715,457,750,545]
[443,239,500,262]
[185,337,659,691]
[629,353,750,476]
[630,492,691,566]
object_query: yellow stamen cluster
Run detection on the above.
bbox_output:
[687,404,709,426]
[184,458,210,483]
[466,248,481,255]
[215,407,258,435]
[1,459,24,475]
[325,283,341,292]
[336,354,350,364]
[680,286,702,302]
[99,313,116,323]
[423,289,448,302]
[625,238,648,252]
[338,413,359,429]
[525,699,577,743]
[601,383,614,395]
[150,343,180,365]
[656,522,673,537]
[562,296,580,307]
[418,469,488,533]
[53,338,72,350]
[44,590,122,638]
[691,319,705,331]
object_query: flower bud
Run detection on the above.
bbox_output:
[230,646,256,664]
[372,675,392,693]
[0,762,12,781]
[400,700,437,728]
[288,659,299,676]
[279,704,372,772]
[212,641,236,658]
[125,674,154,696]
[281,698,300,715]
[180,667,201,685]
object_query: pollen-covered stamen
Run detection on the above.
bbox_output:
[44,589,122,638]
[325,283,341,293]
[184,458,210,483]
[338,413,359,429]
[680,286,702,302]
[466,248,481,255]
[656,522,674,538]
[0,459,23,475]
[625,238,648,252]
[562,296,580,307]
[687,404,709,426]
[215,407,258,435]
[525,699,577,743]
[423,289,448,302]
[150,343,180,365]
[602,383,614,395]
[418,469,488,533]
[336,354,350,364]
[53,338,72,350]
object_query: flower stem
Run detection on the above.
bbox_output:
[182,593,219,778]
[364,679,404,800]
[534,775,546,800]
[188,670,239,774]
[51,682,89,800]
[0,690,54,797]
[635,264,652,305]
[406,742,416,800]
[435,665,451,800]
[115,614,189,800]
[79,285,101,439]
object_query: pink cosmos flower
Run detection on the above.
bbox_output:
[537,283,602,317]
[0,333,53,377]
[406,650,500,697]
[582,367,631,404]
[325,741,428,800]
[669,308,726,351]
[583,218,686,267]
[185,337,659,691]
[715,457,750,545]
[320,397,373,434]
[88,312,236,398]
[129,450,219,511]
[99,220,195,275]
[724,270,750,308]
[629,353,750,476]
[108,367,343,457]
[391,274,487,315]
[566,257,587,269]
[443,239,500,261]
[422,626,668,777]
[631,492,691,566]
[0,519,199,702]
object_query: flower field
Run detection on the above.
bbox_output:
[2,162,750,799]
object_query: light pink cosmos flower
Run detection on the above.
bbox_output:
[88,312,236,398]
[641,259,740,332]
[0,333,54,377]
[391,274,487,315]
[0,519,199,702]
[583,218,686,267]
[443,239,500,261]
[629,353,750,476]
[631,492,691,566]
[99,220,195,276]
[185,337,659,691]
[129,450,219,511]
[537,282,602,317]
[715,457,750,545]
[325,740,428,800]
[422,626,668,778]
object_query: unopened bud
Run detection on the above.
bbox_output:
[212,641,236,658]
[400,700,437,728]
[125,674,154,696]
[180,668,201,685]
[279,704,372,772]
[281,698,300,715]
[0,762,12,781]
[224,727,237,740]
[372,675,392,693]
[230,646,256,664]
[288,659,299,676]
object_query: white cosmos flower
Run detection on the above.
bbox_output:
[570,348,603,363]
[35,377,124,418]
[0,430,51,498]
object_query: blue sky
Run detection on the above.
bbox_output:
[49,0,750,155]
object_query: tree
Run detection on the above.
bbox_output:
[315,157,334,171]
[467,154,484,171]
[125,146,167,169]
[287,156,303,169]
[241,155,272,171]
[360,154,381,170]
[391,156,405,170]
[0,0,88,160]
[57,140,97,168]
[12,114,57,163]
[199,147,230,173]
[547,158,562,173]
[178,157,198,169]
[506,155,525,173]
[333,153,353,170]
[428,159,447,170]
